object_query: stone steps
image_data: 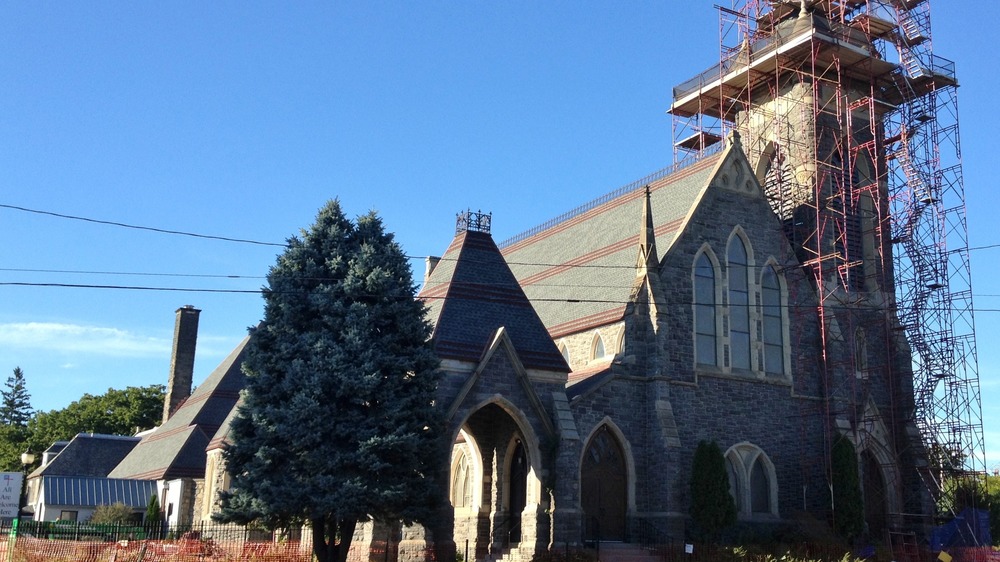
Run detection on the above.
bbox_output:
[591,542,662,562]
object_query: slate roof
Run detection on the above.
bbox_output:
[41,476,157,509]
[109,336,249,480]
[566,365,613,401]
[419,229,568,372]
[206,396,241,451]
[30,433,140,479]
[500,153,721,338]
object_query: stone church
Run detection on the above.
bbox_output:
[421,132,921,557]
[103,2,931,558]
[416,2,929,557]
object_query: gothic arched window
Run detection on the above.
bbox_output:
[451,450,472,508]
[750,458,771,514]
[694,253,717,366]
[728,237,751,370]
[592,334,606,361]
[559,343,571,368]
[725,443,778,517]
[761,265,784,375]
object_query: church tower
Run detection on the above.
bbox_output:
[669,0,985,536]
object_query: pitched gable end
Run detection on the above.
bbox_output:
[708,132,763,199]
[446,327,556,439]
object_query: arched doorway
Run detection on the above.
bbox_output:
[508,440,528,543]
[581,425,627,541]
[450,402,543,558]
[862,451,887,538]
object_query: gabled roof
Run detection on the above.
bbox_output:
[499,151,723,338]
[41,476,157,509]
[30,433,140,479]
[206,396,242,452]
[419,229,568,372]
[109,336,248,480]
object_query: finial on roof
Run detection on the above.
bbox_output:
[728,130,742,149]
[456,209,492,234]
[799,0,810,17]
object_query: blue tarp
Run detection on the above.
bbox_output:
[931,508,992,550]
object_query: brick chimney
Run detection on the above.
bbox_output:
[163,305,200,423]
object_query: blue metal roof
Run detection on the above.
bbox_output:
[42,476,157,508]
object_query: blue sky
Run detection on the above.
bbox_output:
[1,3,997,468]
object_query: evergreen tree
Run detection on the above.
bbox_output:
[146,494,162,523]
[1,367,32,426]
[216,201,443,562]
[831,436,864,540]
[689,440,737,541]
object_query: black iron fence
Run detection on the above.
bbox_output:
[0,520,311,562]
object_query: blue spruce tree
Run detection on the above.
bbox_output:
[217,201,443,562]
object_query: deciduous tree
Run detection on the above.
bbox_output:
[25,385,164,454]
[216,201,443,562]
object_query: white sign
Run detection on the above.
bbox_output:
[0,472,23,518]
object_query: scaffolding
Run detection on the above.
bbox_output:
[669,0,985,544]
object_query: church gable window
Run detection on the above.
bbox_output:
[694,252,718,367]
[761,265,784,375]
[728,236,751,370]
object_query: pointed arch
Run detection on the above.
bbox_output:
[450,397,547,550]
[756,141,797,223]
[558,342,571,369]
[753,140,779,183]
[503,435,530,542]
[724,442,778,517]
[450,427,483,511]
[727,230,754,370]
[843,406,903,525]
[591,333,606,361]
[759,259,788,376]
[855,327,868,378]
[693,244,721,368]
[451,395,545,509]
[579,419,635,541]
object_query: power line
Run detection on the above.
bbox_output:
[0,267,266,280]
[5,281,1000,316]
[7,200,1000,269]
[0,282,262,294]
[0,203,285,247]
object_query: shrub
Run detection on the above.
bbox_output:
[88,502,136,524]
[690,440,737,541]
[830,437,863,540]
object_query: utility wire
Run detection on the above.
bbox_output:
[4,281,1000,316]
[0,267,266,280]
[7,201,1000,255]
[0,203,285,247]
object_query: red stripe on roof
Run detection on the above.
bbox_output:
[548,307,626,339]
